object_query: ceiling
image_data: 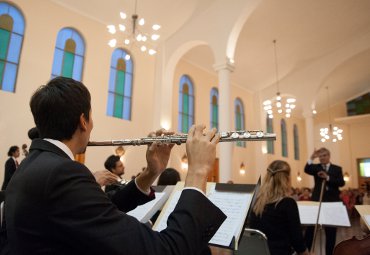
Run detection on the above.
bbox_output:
[51,0,370,116]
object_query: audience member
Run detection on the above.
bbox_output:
[27,127,39,140]
[157,168,181,186]
[1,146,20,190]
[4,77,226,254]
[103,155,129,198]
[304,147,345,255]
[298,188,311,201]
[250,160,309,255]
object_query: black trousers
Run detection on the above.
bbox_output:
[305,225,337,255]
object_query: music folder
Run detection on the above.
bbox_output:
[152,179,260,250]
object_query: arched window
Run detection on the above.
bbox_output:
[0,2,25,92]
[51,27,85,81]
[210,87,218,130]
[266,115,274,154]
[178,75,194,133]
[235,98,246,147]
[281,119,288,157]
[293,124,300,160]
[107,48,133,120]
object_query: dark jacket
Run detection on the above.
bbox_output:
[304,163,345,202]
[1,158,17,191]
[5,139,226,255]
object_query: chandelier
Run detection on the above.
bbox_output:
[263,40,296,119]
[320,86,343,143]
[107,0,160,58]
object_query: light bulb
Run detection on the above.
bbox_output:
[108,39,117,47]
[120,12,127,19]
[151,34,160,41]
[148,49,156,55]
[124,54,130,60]
[139,18,145,26]
[152,24,161,30]
[124,39,130,45]
[140,46,147,52]
[119,24,126,31]
[107,25,116,34]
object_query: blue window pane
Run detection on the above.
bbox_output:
[126,58,133,74]
[7,33,22,63]
[55,29,72,49]
[107,93,114,116]
[124,73,132,96]
[73,55,83,81]
[123,97,131,120]
[108,69,116,91]
[72,31,85,56]
[2,62,16,92]
[8,7,24,35]
[51,48,63,76]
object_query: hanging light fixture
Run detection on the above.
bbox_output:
[239,162,246,175]
[319,86,343,143]
[107,0,160,58]
[263,40,296,119]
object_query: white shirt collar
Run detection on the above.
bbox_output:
[43,138,74,160]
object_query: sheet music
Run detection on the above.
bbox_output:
[298,205,319,225]
[364,215,370,227]
[127,192,165,222]
[153,191,182,232]
[297,202,350,227]
[207,190,252,247]
[320,202,350,227]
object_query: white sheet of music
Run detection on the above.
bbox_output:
[297,202,350,227]
[153,190,182,232]
[207,190,252,247]
[365,215,370,226]
[320,202,350,227]
[127,192,165,223]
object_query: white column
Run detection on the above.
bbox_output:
[213,60,234,183]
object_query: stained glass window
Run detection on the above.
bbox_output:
[293,124,299,160]
[0,2,25,92]
[235,98,246,147]
[107,48,133,120]
[281,119,288,157]
[266,116,274,154]
[178,75,194,133]
[210,87,219,130]
[51,27,85,81]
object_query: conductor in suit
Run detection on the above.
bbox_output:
[304,147,345,255]
[1,146,20,190]
[5,77,226,255]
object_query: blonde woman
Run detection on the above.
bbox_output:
[250,160,309,255]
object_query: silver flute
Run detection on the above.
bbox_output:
[87,130,276,146]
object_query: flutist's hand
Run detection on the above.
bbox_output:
[136,128,175,192]
[185,125,220,193]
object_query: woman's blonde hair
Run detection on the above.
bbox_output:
[253,160,291,217]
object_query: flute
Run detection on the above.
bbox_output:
[88,130,276,146]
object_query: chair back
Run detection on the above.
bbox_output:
[235,228,270,255]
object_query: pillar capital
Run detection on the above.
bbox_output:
[213,58,235,72]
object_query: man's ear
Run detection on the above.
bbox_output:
[79,113,88,131]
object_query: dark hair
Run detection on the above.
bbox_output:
[158,168,181,185]
[27,127,39,140]
[104,155,121,172]
[30,77,91,140]
[8,146,19,157]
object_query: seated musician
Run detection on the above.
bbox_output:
[250,160,309,255]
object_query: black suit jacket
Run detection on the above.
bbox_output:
[1,158,16,191]
[304,163,345,202]
[5,139,226,255]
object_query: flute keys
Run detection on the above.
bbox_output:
[231,132,239,139]
[243,132,251,138]
[256,131,264,138]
